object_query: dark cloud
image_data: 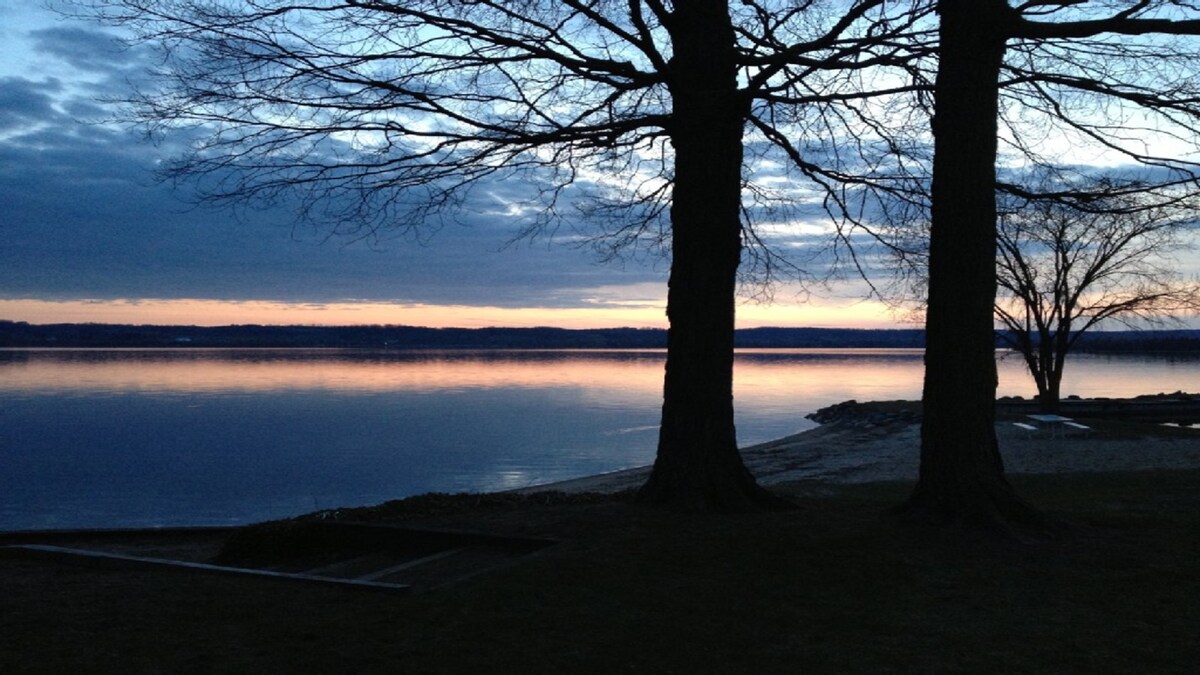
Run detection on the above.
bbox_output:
[0,77,63,130]
[0,80,662,309]
[0,10,666,310]
[61,97,111,121]
[30,26,136,74]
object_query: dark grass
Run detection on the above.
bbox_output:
[3,470,1199,673]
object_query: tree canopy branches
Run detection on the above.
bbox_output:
[68,0,932,270]
[63,1,1200,297]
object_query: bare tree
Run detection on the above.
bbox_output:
[900,0,1200,532]
[67,0,932,510]
[996,184,1200,412]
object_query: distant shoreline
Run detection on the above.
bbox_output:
[3,319,1199,352]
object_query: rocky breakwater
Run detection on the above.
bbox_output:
[805,400,922,429]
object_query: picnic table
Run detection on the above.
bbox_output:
[1025,414,1091,437]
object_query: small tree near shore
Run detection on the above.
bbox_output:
[996,186,1200,412]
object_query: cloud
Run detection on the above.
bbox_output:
[29,26,135,74]
[0,77,63,131]
[0,5,899,324]
[0,82,664,310]
[0,10,673,313]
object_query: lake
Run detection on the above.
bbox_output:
[1,348,1195,531]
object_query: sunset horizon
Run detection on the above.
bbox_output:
[0,295,913,330]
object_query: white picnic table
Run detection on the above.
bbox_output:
[1025,414,1090,437]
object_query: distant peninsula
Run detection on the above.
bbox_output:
[1,320,1198,352]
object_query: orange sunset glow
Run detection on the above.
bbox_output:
[0,296,907,330]
[0,349,935,407]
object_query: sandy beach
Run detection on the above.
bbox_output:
[531,416,1200,494]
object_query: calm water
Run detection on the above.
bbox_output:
[1,348,1195,531]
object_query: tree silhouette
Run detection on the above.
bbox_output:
[996,183,1200,412]
[69,0,930,510]
[901,0,1200,531]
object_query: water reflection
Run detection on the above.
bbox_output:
[2,348,1196,531]
[0,349,667,394]
[0,348,931,393]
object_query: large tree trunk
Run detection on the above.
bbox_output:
[898,0,1042,530]
[636,0,787,511]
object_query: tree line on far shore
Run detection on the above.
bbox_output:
[2,320,1198,353]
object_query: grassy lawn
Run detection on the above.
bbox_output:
[3,470,1199,674]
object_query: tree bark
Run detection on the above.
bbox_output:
[636,0,788,511]
[898,0,1043,530]
[1046,321,1074,413]
[1039,364,1063,414]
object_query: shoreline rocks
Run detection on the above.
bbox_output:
[805,400,921,428]
[809,392,1200,427]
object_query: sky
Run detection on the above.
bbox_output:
[0,3,914,330]
[0,3,1194,331]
